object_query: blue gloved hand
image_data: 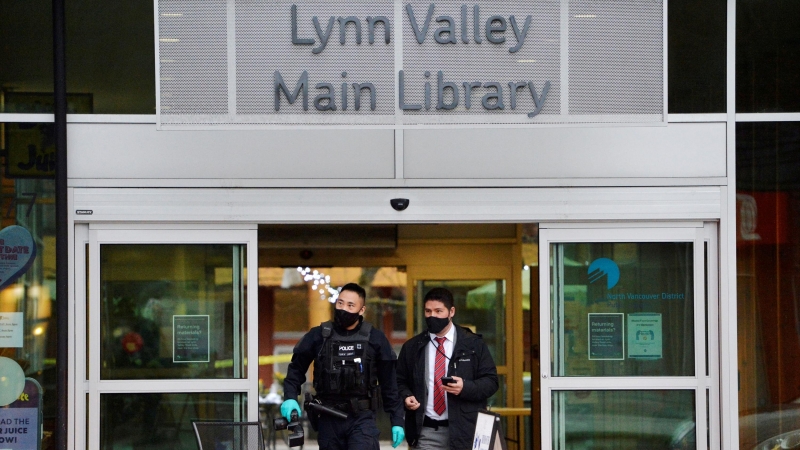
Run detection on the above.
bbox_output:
[280,399,301,421]
[391,426,405,448]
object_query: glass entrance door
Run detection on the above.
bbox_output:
[539,224,719,450]
[75,226,259,450]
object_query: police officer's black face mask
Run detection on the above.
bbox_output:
[334,308,361,329]
[426,316,451,334]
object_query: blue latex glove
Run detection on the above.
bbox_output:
[391,426,405,448]
[280,399,301,421]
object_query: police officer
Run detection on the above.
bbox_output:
[280,283,406,449]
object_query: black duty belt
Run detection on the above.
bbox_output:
[423,416,449,430]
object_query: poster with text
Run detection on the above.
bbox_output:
[0,313,23,348]
[588,313,624,360]
[0,378,43,450]
[173,315,210,363]
[627,313,663,359]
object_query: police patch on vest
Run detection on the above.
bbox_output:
[338,345,356,357]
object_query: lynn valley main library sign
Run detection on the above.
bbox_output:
[156,0,665,126]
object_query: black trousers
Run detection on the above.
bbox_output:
[316,410,380,450]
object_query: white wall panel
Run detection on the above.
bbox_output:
[404,123,726,179]
[67,124,395,180]
[71,186,722,223]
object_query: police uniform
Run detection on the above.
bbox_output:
[284,318,404,450]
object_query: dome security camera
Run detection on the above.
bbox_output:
[390,198,410,211]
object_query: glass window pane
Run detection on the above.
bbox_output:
[736,122,800,449]
[553,390,696,449]
[0,123,57,446]
[551,242,695,377]
[100,392,246,450]
[100,244,246,380]
[0,1,54,113]
[418,280,506,366]
[668,0,726,113]
[737,1,800,113]
[66,0,156,114]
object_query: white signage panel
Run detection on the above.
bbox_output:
[156,0,665,127]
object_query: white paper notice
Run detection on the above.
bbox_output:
[0,312,23,347]
[472,412,496,450]
[627,313,662,359]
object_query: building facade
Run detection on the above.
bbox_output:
[1,0,799,449]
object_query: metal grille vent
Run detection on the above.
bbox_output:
[568,0,664,115]
[401,0,560,120]
[236,0,396,117]
[158,0,228,116]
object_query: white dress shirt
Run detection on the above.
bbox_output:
[425,323,456,420]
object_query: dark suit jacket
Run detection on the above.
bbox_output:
[396,324,499,449]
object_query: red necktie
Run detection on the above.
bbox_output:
[433,336,447,415]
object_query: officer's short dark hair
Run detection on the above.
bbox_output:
[424,287,454,310]
[340,282,367,307]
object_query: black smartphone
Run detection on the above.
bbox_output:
[441,376,455,385]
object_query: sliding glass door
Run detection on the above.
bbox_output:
[74,226,259,450]
[539,224,719,450]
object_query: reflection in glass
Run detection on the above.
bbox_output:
[100,244,246,380]
[418,280,506,366]
[551,242,695,377]
[553,390,696,450]
[66,0,156,114]
[0,122,57,445]
[0,1,54,112]
[737,122,800,449]
[737,1,800,112]
[667,0,726,113]
[100,392,245,450]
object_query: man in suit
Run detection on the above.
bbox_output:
[396,287,499,449]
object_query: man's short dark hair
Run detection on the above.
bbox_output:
[340,282,367,307]
[424,287,454,310]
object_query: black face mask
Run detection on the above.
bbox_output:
[426,316,451,334]
[334,308,361,329]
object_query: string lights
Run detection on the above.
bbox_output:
[297,267,340,302]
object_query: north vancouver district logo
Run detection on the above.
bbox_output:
[587,258,620,289]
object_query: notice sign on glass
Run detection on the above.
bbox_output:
[588,313,624,360]
[0,313,23,348]
[0,378,43,450]
[173,315,210,363]
[627,313,663,359]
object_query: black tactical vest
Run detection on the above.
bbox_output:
[313,321,378,399]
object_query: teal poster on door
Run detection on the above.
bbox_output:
[627,313,663,359]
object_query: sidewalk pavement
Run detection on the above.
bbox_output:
[271,440,404,450]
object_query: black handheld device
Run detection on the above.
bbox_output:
[441,376,455,385]
[273,410,304,447]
